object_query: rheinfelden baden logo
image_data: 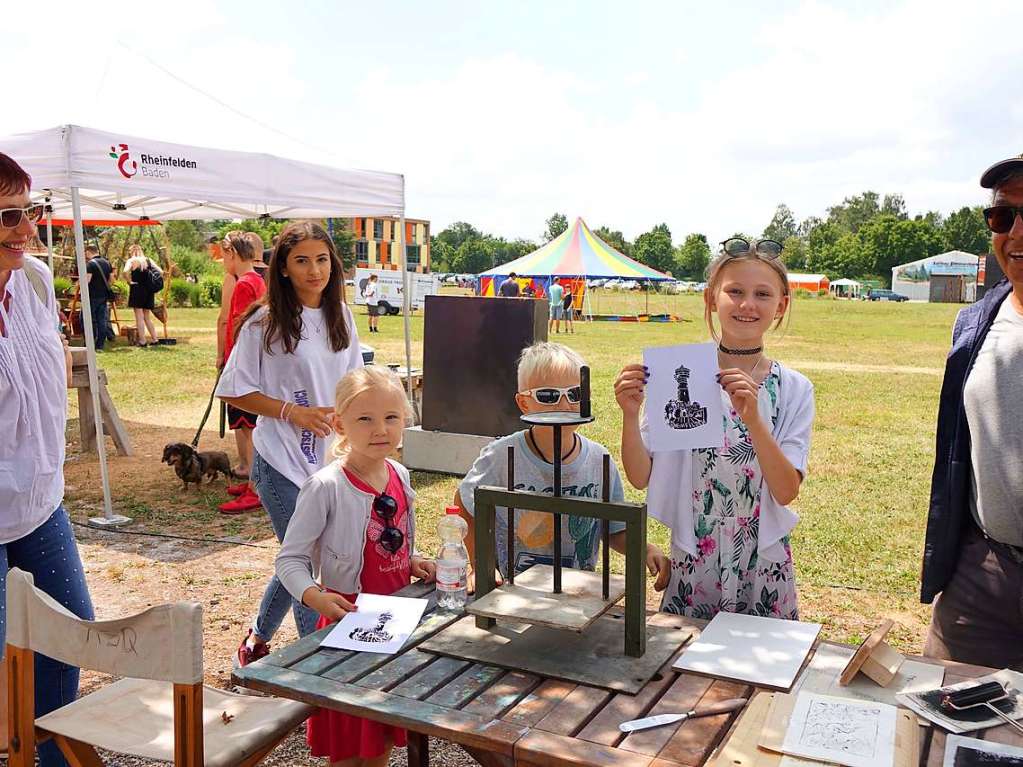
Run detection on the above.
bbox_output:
[109,144,137,179]
[108,143,198,180]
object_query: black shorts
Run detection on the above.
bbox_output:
[368,304,383,317]
[227,404,258,431]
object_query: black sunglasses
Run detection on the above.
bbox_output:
[983,205,1023,234]
[373,493,404,554]
[720,237,784,260]
[0,204,44,230]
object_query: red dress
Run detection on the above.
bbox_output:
[306,463,412,761]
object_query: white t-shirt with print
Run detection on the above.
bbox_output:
[364,282,379,306]
[216,303,363,487]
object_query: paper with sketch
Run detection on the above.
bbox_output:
[672,611,822,690]
[896,669,1023,734]
[780,693,897,767]
[793,643,945,710]
[942,734,1023,766]
[642,342,724,452]
[320,593,428,655]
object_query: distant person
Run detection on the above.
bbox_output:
[218,232,265,515]
[523,282,536,298]
[562,282,575,334]
[499,272,521,298]
[548,279,565,333]
[363,273,381,333]
[922,155,1023,670]
[123,244,162,347]
[84,244,114,349]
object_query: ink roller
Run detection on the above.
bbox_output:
[941,681,1023,735]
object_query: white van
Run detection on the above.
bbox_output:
[353,268,440,315]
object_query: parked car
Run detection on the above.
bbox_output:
[866,289,909,302]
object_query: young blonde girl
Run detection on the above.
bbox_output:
[615,238,814,620]
[277,366,435,767]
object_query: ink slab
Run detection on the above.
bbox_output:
[466,564,626,632]
[419,609,694,694]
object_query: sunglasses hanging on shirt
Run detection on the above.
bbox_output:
[373,493,404,554]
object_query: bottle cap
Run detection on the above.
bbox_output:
[445,506,460,515]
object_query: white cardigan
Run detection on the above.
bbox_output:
[276,458,418,601]
[642,363,815,563]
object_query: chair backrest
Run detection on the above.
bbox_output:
[5,568,203,685]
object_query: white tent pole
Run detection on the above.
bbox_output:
[399,212,413,406]
[45,196,54,271]
[71,187,130,527]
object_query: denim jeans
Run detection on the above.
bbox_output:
[0,506,94,767]
[89,299,110,350]
[251,452,319,641]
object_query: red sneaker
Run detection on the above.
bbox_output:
[219,490,262,515]
[235,630,270,668]
[226,482,249,497]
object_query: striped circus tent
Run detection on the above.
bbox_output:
[480,217,673,280]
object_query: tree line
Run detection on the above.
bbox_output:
[431,194,990,286]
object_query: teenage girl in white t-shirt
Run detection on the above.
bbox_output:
[217,220,363,667]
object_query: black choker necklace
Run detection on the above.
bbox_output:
[527,427,579,464]
[718,343,763,356]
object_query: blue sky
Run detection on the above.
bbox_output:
[5,1,1019,244]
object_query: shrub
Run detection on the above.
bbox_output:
[110,279,129,305]
[169,278,193,307]
[794,288,812,298]
[817,288,829,297]
[52,276,72,298]
[196,276,222,308]
[170,244,218,278]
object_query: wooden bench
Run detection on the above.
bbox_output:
[69,347,133,456]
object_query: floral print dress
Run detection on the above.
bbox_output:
[660,361,799,621]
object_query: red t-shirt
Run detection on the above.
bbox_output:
[224,270,266,360]
[342,463,411,595]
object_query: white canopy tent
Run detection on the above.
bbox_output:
[0,124,413,524]
[828,278,862,298]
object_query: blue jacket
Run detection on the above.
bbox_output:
[921,279,1013,603]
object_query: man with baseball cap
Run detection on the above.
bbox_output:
[921,155,1023,669]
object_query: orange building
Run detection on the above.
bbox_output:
[349,217,431,273]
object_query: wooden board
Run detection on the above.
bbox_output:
[419,612,693,694]
[467,565,626,632]
[759,692,919,767]
[839,619,898,686]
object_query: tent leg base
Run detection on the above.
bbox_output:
[87,515,133,528]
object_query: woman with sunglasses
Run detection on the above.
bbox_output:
[921,157,1023,670]
[615,237,814,621]
[217,221,364,669]
[0,152,95,765]
[277,365,435,766]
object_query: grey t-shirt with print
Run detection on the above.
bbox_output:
[964,296,1023,547]
[459,430,626,577]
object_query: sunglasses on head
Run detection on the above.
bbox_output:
[0,204,44,230]
[720,237,784,260]
[520,385,582,406]
[983,205,1023,234]
[373,493,404,554]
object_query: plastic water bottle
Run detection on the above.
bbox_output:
[436,506,469,611]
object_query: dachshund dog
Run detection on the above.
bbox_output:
[162,443,235,490]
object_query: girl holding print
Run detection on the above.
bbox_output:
[217,221,363,666]
[615,238,814,620]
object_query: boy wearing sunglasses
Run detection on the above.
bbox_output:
[454,342,670,592]
[922,155,1023,671]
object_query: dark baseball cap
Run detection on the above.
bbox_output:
[981,154,1023,189]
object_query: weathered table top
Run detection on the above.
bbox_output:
[232,581,1023,767]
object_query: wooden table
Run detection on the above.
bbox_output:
[233,582,1022,767]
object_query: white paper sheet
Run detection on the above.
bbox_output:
[781,693,897,767]
[642,342,725,452]
[792,643,946,710]
[319,593,428,655]
[896,669,1023,734]
[942,734,1023,766]
[672,612,822,690]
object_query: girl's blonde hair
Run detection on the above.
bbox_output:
[703,250,791,341]
[331,366,413,457]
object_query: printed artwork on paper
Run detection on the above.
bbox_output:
[643,342,725,452]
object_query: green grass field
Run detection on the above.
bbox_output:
[75,291,960,647]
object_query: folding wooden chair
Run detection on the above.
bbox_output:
[5,568,312,767]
